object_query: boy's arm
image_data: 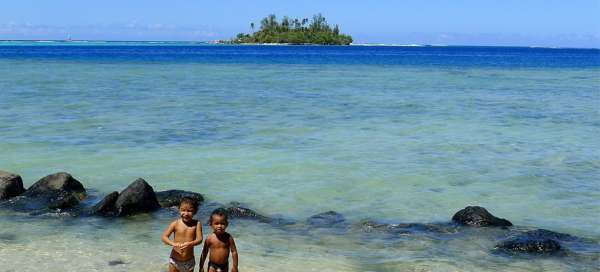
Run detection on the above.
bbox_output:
[161,221,178,247]
[190,221,203,246]
[230,236,239,272]
[199,237,210,271]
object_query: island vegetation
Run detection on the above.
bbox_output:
[229,14,353,45]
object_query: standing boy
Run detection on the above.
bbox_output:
[199,208,239,272]
[162,197,203,272]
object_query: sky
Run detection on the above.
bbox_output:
[1,0,599,48]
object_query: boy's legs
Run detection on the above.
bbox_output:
[168,263,179,272]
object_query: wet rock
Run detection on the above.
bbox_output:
[1,172,86,213]
[24,172,86,199]
[452,206,512,227]
[114,178,160,216]
[307,211,346,227]
[201,202,298,226]
[359,220,457,234]
[46,190,82,210]
[496,229,580,254]
[155,190,204,208]
[90,191,119,216]
[108,259,126,266]
[224,202,271,223]
[0,171,25,200]
[520,229,577,241]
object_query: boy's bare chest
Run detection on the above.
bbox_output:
[174,223,196,238]
[210,236,230,248]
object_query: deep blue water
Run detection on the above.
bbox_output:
[1,44,599,67]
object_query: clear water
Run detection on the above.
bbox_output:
[1,43,599,271]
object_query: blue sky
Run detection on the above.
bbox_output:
[1,0,599,47]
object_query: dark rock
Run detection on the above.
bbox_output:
[114,178,160,216]
[495,229,579,254]
[497,239,562,253]
[0,171,25,200]
[224,202,271,223]
[108,259,126,266]
[24,172,86,199]
[201,202,299,226]
[90,191,119,216]
[1,172,86,213]
[522,229,577,242]
[452,206,512,227]
[47,191,82,210]
[360,220,456,234]
[155,190,204,208]
[307,211,346,227]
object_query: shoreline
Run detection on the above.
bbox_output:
[0,39,598,50]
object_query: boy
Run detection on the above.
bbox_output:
[199,208,239,272]
[162,197,204,272]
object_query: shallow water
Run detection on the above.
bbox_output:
[1,44,599,271]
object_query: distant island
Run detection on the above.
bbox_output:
[226,14,353,45]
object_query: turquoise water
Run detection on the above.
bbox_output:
[1,44,599,271]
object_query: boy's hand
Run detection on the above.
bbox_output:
[179,241,192,250]
[173,243,183,254]
[231,267,238,272]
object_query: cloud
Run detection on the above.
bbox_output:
[0,22,222,41]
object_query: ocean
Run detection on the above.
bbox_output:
[1,42,599,271]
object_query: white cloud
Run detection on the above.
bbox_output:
[0,22,222,41]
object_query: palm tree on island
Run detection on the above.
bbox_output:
[229,13,353,45]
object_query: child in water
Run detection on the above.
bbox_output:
[199,208,239,272]
[162,197,204,272]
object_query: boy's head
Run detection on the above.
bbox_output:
[209,208,229,234]
[178,197,199,222]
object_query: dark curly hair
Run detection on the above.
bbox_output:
[209,208,229,224]
[179,197,199,212]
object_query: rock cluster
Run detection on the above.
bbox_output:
[1,172,86,213]
[1,169,595,257]
[0,170,203,218]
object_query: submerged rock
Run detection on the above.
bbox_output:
[0,232,18,242]
[0,171,25,200]
[114,178,160,216]
[155,190,204,208]
[90,191,119,216]
[108,259,126,266]
[2,172,86,213]
[307,211,346,227]
[224,202,271,223]
[496,230,567,254]
[359,220,457,234]
[452,206,512,227]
